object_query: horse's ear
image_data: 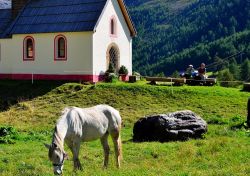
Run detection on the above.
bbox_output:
[44,143,51,149]
[52,142,58,149]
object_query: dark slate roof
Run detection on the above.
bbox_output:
[0,9,12,38]
[6,0,107,35]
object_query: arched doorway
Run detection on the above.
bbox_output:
[106,43,120,72]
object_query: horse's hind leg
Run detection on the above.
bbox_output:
[101,133,110,168]
[111,129,122,168]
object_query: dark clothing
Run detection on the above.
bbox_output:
[198,67,206,74]
[198,67,206,80]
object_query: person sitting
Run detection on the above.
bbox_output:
[198,63,206,80]
[184,65,195,79]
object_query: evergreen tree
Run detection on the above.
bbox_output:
[229,62,240,80]
[240,59,250,81]
[171,70,180,78]
[217,69,235,87]
[213,56,225,71]
[156,72,165,77]
[126,0,250,75]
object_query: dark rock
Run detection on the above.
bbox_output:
[133,110,207,142]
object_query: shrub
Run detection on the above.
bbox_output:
[229,115,246,130]
[0,126,18,144]
[118,65,128,75]
[105,72,118,83]
[106,63,115,73]
[105,63,119,82]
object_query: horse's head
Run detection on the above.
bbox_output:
[44,143,68,175]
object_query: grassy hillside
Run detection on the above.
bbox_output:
[125,0,250,75]
[0,81,249,175]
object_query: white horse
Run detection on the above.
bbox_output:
[44,105,122,175]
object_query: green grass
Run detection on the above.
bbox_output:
[0,81,250,175]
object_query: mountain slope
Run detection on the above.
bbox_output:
[125,0,250,75]
[149,30,250,75]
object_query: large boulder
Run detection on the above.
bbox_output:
[133,110,207,142]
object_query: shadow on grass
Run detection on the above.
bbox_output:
[122,139,133,144]
[0,80,68,112]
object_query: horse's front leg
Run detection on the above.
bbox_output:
[68,140,82,170]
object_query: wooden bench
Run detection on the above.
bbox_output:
[145,77,186,86]
[186,78,216,86]
[204,78,217,86]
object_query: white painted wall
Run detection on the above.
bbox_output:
[0,32,93,76]
[93,0,133,76]
[0,0,133,81]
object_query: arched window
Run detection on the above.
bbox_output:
[23,36,35,61]
[54,35,67,61]
[110,16,117,37]
[58,37,66,58]
[109,47,118,68]
[106,43,120,72]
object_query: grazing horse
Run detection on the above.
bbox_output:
[44,105,122,175]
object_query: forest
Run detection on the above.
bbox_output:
[125,0,250,81]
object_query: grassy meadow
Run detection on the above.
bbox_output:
[0,80,249,175]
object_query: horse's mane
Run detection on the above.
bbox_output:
[60,107,71,116]
[51,107,71,152]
